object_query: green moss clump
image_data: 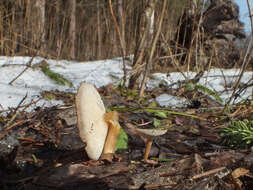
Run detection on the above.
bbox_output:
[40,65,73,87]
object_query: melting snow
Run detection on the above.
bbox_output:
[0,56,252,112]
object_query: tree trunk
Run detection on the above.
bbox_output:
[128,0,156,89]
[69,0,76,59]
[56,0,62,59]
[35,0,45,51]
[118,0,126,54]
[97,0,102,58]
[139,0,167,97]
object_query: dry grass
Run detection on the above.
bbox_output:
[0,0,188,61]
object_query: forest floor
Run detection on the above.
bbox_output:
[0,56,253,189]
[1,83,253,190]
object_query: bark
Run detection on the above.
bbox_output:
[56,0,62,58]
[118,0,126,54]
[69,0,76,59]
[33,0,45,51]
[97,0,102,58]
[128,0,157,89]
[139,0,167,97]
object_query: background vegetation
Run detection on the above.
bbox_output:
[0,0,189,61]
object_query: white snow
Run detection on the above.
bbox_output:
[0,56,252,112]
[155,94,187,108]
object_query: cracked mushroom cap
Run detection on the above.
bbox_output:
[75,82,108,160]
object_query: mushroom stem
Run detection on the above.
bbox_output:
[143,140,152,161]
[125,123,167,164]
[102,111,121,155]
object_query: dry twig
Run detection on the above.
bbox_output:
[191,167,226,180]
[109,0,127,87]
[226,0,253,106]
[9,57,35,85]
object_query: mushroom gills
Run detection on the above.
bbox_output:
[125,123,167,163]
[75,82,108,161]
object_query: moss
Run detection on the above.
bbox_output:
[41,92,56,100]
[40,65,73,87]
[41,90,75,104]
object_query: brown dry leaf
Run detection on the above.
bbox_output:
[231,168,250,190]
[177,87,185,96]
[194,153,204,174]
[174,116,184,126]
[210,151,244,168]
[231,168,249,179]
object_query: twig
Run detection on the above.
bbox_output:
[191,167,226,180]
[226,0,253,106]
[160,163,197,177]
[13,93,28,113]
[247,0,253,34]
[194,0,206,71]
[160,34,188,80]
[0,120,27,140]
[247,0,253,98]
[157,52,186,60]
[9,57,35,85]
[109,0,127,87]
[0,97,42,114]
[112,106,206,120]
[3,111,20,129]
[4,93,27,127]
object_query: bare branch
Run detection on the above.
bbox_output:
[225,0,253,106]
[109,0,127,87]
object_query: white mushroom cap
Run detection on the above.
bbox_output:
[75,82,108,160]
[135,128,167,137]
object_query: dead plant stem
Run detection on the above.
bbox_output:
[247,0,253,34]
[225,0,253,107]
[161,35,187,80]
[9,57,34,85]
[191,167,226,180]
[246,0,253,97]
[109,0,127,87]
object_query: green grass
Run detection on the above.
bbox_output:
[184,83,223,103]
[221,119,253,148]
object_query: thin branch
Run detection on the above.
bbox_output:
[247,0,253,34]
[9,57,35,85]
[4,93,27,129]
[109,0,127,87]
[225,0,253,106]
[191,167,226,180]
[246,0,253,98]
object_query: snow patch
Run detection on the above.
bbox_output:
[0,56,252,111]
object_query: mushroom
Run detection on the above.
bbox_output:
[126,123,167,163]
[100,111,121,161]
[75,82,121,161]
